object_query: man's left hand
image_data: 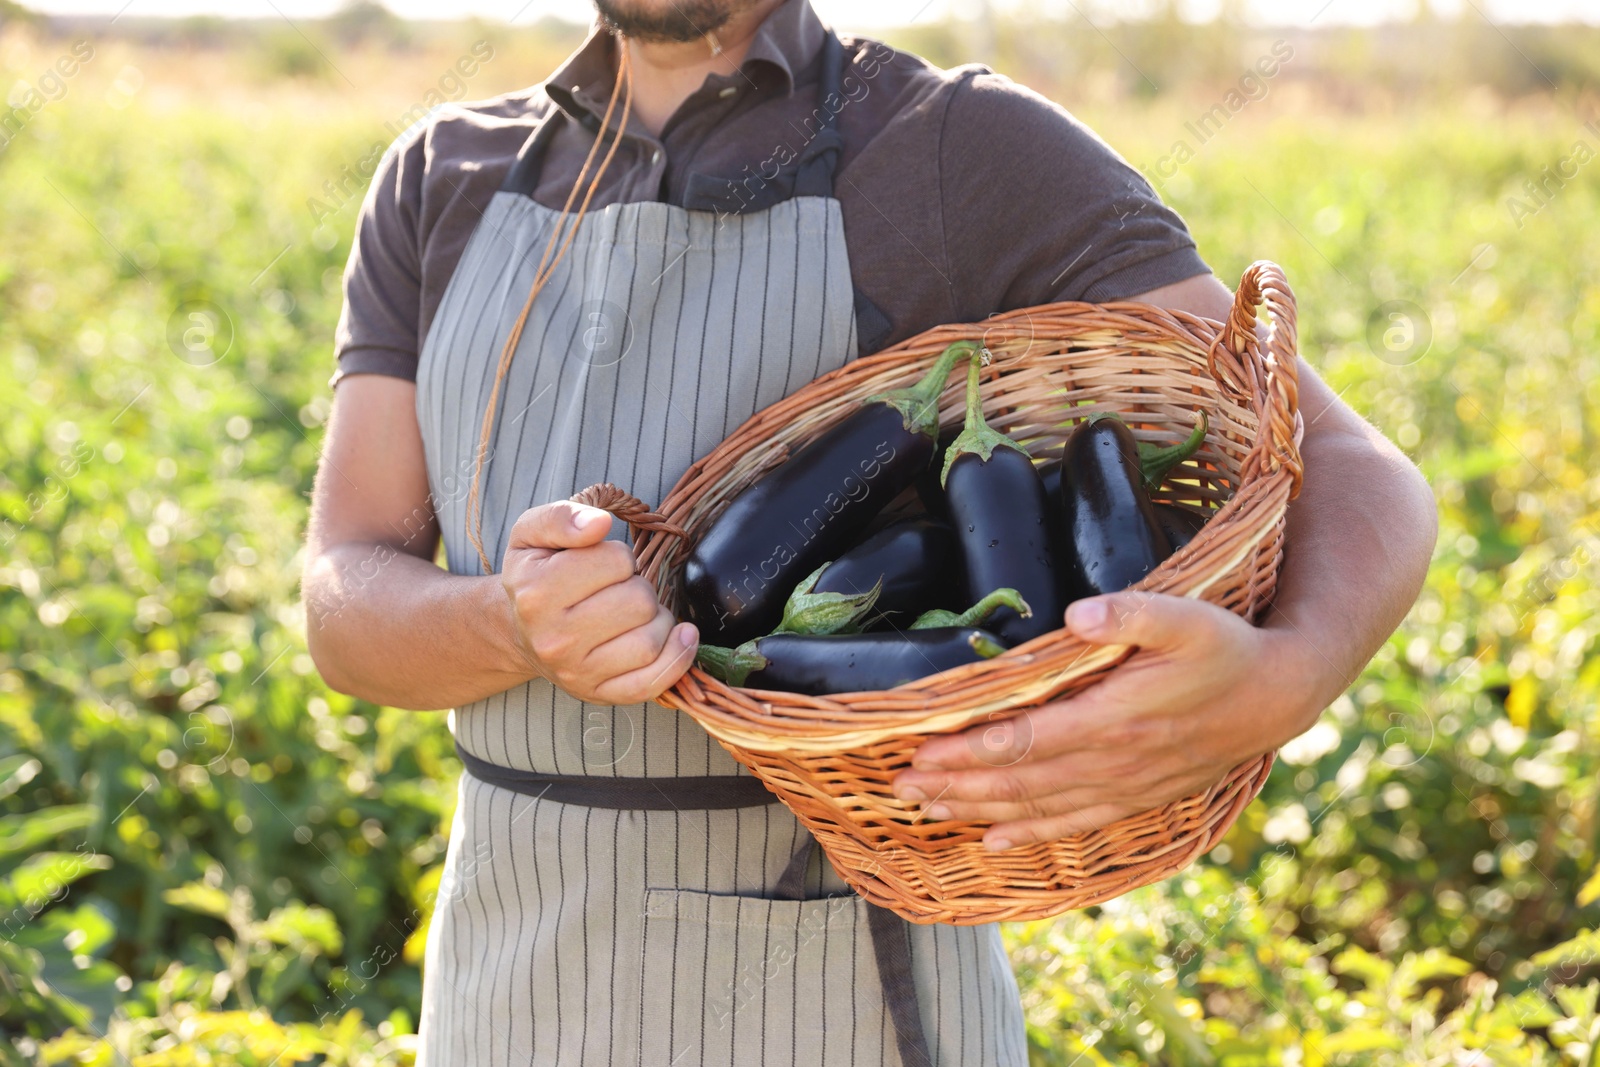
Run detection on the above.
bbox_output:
[892,591,1329,850]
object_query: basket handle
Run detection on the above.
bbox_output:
[569,483,688,542]
[1214,260,1304,499]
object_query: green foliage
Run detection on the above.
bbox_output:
[1005,867,1593,1065]
[0,15,1597,1066]
[0,40,449,1057]
[37,1008,412,1066]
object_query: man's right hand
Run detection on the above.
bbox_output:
[501,500,699,705]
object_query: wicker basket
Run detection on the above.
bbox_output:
[581,261,1304,925]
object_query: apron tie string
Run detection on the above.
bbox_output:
[750,832,938,1067]
[466,35,636,574]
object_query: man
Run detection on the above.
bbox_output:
[303,0,1437,1063]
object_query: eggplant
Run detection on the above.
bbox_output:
[1056,413,1172,599]
[697,628,1006,695]
[910,587,1031,630]
[681,341,975,645]
[811,518,962,623]
[1039,465,1062,501]
[913,425,961,520]
[1154,502,1208,551]
[1041,472,1211,552]
[941,354,1064,645]
[1038,411,1208,498]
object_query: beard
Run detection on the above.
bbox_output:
[592,0,767,43]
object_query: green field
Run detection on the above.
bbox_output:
[2,11,1600,1065]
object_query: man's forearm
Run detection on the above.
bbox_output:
[303,543,535,710]
[1261,369,1439,731]
[1131,276,1436,722]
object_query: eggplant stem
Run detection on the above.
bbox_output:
[967,632,1008,659]
[695,642,768,687]
[1137,411,1209,494]
[911,587,1033,630]
[776,565,883,636]
[864,340,976,439]
[940,349,1030,486]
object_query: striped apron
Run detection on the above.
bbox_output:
[413,32,1028,1067]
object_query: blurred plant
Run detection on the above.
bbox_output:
[24,872,412,1063]
[38,1008,412,1066]
[254,29,336,81]
[325,1,410,49]
[0,761,116,1046]
[1008,868,1600,1064]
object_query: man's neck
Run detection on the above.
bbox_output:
[617,1,785,136]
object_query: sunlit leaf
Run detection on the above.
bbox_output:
[1308,1026,1406,1054]
[257,901,343,956]
[0,805,96,859]
[1578,863,1600,908]
[1533,929,1600,969]
[1,850,112,915]
[162,882,233,923]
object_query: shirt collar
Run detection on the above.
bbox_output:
[544,0,827,124]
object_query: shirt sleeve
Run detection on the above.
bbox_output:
[937,70,1211,319]
[332,132,427,385]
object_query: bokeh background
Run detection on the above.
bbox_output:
[3,0,1599,1062]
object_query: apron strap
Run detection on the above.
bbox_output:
[866,902,937,1067]
[772,833,817,900]
[789,28,846,199]
[774,836,935,1067]
[454,740,775,810]
[680,31,847,215]
[500,110,568,198]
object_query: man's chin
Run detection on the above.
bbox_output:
[592,0,755,43]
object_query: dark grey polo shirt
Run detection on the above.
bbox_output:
[333,0,1210,382]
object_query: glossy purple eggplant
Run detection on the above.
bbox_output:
[1056,414,1171,599]
[681,341,975,645]
[941,354,1063,644]
[1039,411,1207,500]
[1041,469,1211,552]
[913,425,961,520]
[697,627,1006,696]
[1153,502,1208,551]
[812,518,962,623]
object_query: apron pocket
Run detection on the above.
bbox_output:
[637,887,884,1067]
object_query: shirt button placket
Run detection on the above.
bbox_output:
[646,145,663,201]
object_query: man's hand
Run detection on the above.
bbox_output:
[502,500,698,705]
[892,591,1328,851]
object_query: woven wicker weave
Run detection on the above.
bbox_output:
[581,261,1304,925]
